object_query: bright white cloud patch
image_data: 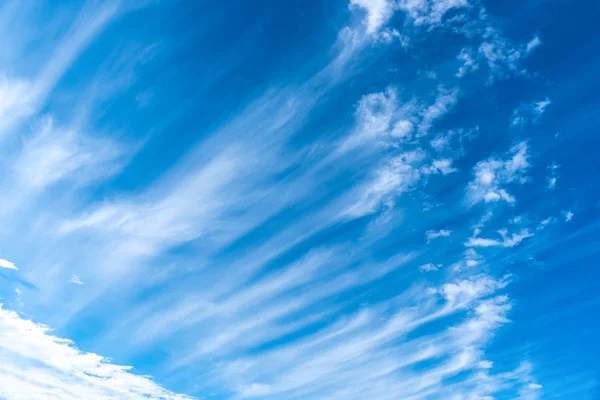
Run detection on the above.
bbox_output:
[0,258,18,270]
[350,0,397,34]
[0,305,194,399]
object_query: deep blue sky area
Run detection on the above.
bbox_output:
[0,0,598,399]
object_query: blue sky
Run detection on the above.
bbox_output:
[0,0,599,398]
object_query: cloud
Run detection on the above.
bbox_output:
[512,98,551,126]
[399,0,470,27]
[350,0,397,35]
[193,275,523,400]
[0,305,194,399]
[0,1,567,399]
[456,47,479,77]
[533,98,552,116]
[467,142,529,205]
[418,87,459,136]
[420,263,442,272]
[69,275,84,285]
[547,162,559,190]
[0,258,18,270]
[563,210,574,222]
[13,118,128,189]
[477,27,540,81]
[342,86,459,152]
[426,229,452,242]
[0,2,120,137]
[537,217,556,230]
[422,158,458,175]
[526,35,542,54]
[343,150,426,217]
[466,229,533,248]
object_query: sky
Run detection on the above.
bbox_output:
[0,0,599,399]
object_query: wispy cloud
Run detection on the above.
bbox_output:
[426,229,453,242]
[466,228,533,248]
[512,98,552,126]
[13,118,128,190]
[0,0,588,398]
[467,142,529,205]
[0,1,120,137]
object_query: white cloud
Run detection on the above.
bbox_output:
[430,132,452,151]
[563,210,574,222]
[391,119,414,138]
[418,87,459,136]
[512,98,551,127]
[378,28,410,46]
[467,142,529,205]
[534,98,551,116]
[0,76,36,134]
[0,305,195,399]
[466,229,533,248]
[426,229,452,242]
[0,258,18,270]
[420,263,441,272]
[399,0,470,27]
[423,158,458,175]
[456,47,479,77]
[0,2,120,137]
[537,217,556,230]
[349,0,397,35]
[526,35,542,54]
[190,274,523,400]
[13,118,127,189]
[69,275,84,285]
[476,26,544,82]
[546,163,560,190]
[343,150,425,217]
